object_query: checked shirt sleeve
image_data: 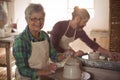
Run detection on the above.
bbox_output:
[13,37,37,79]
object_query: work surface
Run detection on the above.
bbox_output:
[0,33,18,80]
[46,55,120,80]
[46,66,120,80]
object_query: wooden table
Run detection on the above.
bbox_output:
[0,35,16,80]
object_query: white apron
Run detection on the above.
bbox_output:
[58,22,76,67]
[15,40,49,80]
[59,22,76,50]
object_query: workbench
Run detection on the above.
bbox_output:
[0,34,17,80]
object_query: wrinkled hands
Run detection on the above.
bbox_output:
[64,49,84,57]
[58,49,84,62]
[47,63,57,72]
[64,49,75,56]
[38,63,57,76]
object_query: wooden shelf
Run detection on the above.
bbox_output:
[0,67,15,80]
[0,53,15,80]
[0,53,15,67]
[109,0,120,53]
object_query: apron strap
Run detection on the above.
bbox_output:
[64,21,70,35]
[64,21,77,40]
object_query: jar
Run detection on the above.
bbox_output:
[63,57,82,79]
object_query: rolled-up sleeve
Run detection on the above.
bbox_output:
[76,29,100,51]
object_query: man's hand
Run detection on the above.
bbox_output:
[74,50,84,57]
[108,52,119,61]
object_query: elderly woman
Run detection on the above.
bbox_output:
[13,3,70,80]
[50,6,118,61]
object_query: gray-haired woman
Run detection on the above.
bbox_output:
[13,3,71,80]
[50,6,118,61]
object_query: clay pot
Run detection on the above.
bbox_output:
[63,57,82,79]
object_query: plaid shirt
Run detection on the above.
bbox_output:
[13,26,59,79]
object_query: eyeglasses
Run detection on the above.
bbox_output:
[30,18,44,22]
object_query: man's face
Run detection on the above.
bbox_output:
[78,18,89,28]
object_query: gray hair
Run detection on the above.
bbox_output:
[25,3,45,19]
[72,6,90,20]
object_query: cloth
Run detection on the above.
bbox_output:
[15,38,49,80]
[50,20,100,53]
[13,26,59,79]
[15,68,39,80]
[59,22,76,50]
[57,23,76,67]
[28,40,49,69]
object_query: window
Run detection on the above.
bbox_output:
[29,0,94,31]
[30,0,94,18]
[67,0,94,18]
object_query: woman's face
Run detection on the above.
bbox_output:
[26,12,45,33]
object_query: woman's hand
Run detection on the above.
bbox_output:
[37,63,57,76]
[37,69,52,76]
[47,63,57,71]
